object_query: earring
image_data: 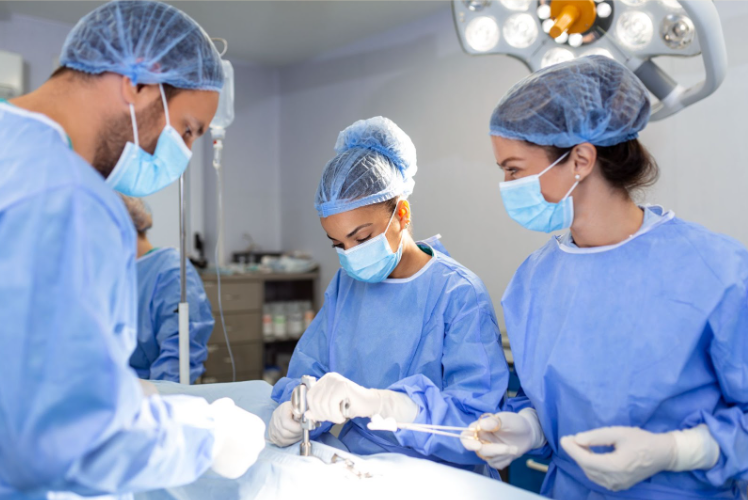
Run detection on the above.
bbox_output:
[575,174,581,180]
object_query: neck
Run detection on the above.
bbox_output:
[10,76,112,165]
[137,237,154,258]
[569,174,644,248]
[389,233,431,279]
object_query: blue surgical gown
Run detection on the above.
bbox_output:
[0,102,218,498]
[272,244,509,471]
[503,206,748,499]
[130,248,214,383]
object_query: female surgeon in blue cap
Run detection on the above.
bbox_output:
[268,116,510,476]
[460,56,748,498]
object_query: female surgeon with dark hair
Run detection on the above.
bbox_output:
[461,56,748,499]
[267,117,510,476]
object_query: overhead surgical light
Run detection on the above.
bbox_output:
[465,16,501,52]
[452,0,728,120]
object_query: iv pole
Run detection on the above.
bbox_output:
[179,41,234,385]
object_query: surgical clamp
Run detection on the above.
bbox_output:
[291,375,319,457]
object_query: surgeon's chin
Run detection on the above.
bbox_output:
[92,148,121,179]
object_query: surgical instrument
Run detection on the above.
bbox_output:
[291,375,320,457]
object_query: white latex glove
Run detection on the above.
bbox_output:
[209,398,266,479]
[306,372,418,424]
[461,408,547,470]
[561,424,720,492]
[268,400,304,447]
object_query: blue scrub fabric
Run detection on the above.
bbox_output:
[272,244,509,472]
[503,206,748,499]
[0,102,217,499]
[130,248,214,384]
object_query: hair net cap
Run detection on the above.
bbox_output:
[490,56,650,148]
[315,116,417,218]
[120,194,153,233]
[60,1,224,91]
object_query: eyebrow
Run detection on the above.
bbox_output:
[347,223,373,238]
[497,156,524,168]
[326,223,373,241]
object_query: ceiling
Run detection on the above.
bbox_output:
[0,0,450,66]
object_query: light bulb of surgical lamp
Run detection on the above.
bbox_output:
[583,48,613,59]
[555,31,569,44]
[504,14,538,48]
[569,33,583,47]
[596,2,612,19]
[500,0,532,11]
[465,16,500,52]
[541,48,575,68]
[660,14,694,49]
[542,19,555,33]
[621,0,647,6]
[537,4,551,20]
[660,0,682,9]
[463,0,490,12]
[616,11,653,49]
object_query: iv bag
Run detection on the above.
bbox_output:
[211,60,235,130]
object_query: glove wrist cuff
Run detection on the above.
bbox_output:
[669,424,720,472]
[372,389,419,424]
[518,408,547,451]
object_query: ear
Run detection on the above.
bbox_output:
[571,143,597,180]
[397,199,411,226]
[120,76,138,106]
[120,76,160,110]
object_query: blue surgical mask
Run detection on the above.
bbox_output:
[499,152,579,233]
[336,204,404,283]
[106,84,192,197]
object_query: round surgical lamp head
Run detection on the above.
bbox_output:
[465,16,501,52]
[503,13,538,48]
[616,11,654,49]
[582,47,613,59]
[500,0,532,11]
[541,47,575,68]
[463,0,490,12]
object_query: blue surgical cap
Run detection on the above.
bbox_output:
[490,56,650,148]
[60,1,224,91]
[315,117,417,218]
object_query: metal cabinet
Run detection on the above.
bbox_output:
[199,271,318,384]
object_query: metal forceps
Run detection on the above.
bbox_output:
[366,413,495,443]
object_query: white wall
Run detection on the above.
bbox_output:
[202,60,282,263]
[0,13,69,92]
[278,2,748,328]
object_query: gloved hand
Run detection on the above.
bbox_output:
[306,372,418,425]
[209,398,266,479]
[461,408,547,470]
[561,424,720,492]
[268,401,304,447]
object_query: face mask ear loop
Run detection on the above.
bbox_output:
[159,83,171,127]
[538,151,571,177]
[384,198,400,234]
[129,104,139,149]
[562,178,580,201]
